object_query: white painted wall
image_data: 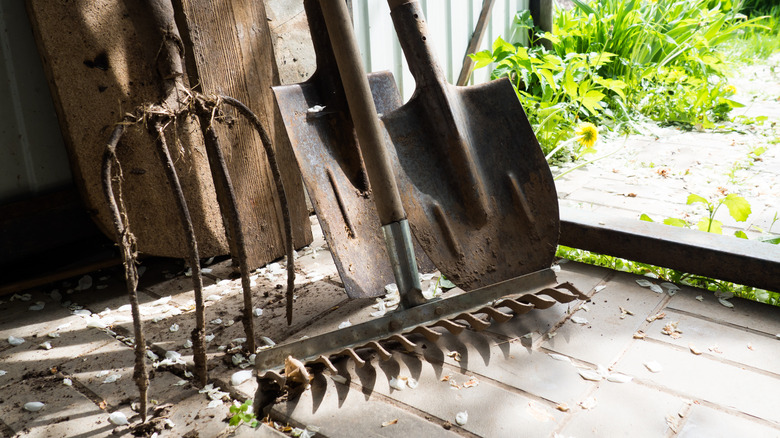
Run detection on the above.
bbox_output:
[352,0,528,101]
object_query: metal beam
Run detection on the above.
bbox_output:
[559,206,780,292]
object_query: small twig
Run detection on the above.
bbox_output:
[151,120,208,386]
[101,122,149,421]
[219,95,296,325]
[196,97,256,353]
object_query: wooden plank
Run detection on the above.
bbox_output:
[175,0,312,264]
[25,0,311,268]
[560,207,780,292]
[456,0,495,86]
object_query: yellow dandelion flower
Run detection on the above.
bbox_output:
[725,85,737,94]
[575,122,598,149]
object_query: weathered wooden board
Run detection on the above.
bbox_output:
[176,0,312,263]
[26,0,311,267]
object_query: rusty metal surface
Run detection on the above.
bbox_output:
[560,207,780,292]
[273,0,434,299]
[381,1,559,291]
[255,268,586,381]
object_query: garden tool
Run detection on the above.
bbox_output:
[382,0,560,291]
[272,0,434,299]
[253,0,578,404]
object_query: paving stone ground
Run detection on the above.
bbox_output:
[1,58,779,438]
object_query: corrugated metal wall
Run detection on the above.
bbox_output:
[0,2,70,204]
[352,0,528,101]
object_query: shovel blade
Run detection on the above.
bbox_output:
[381,78,559,291]
[273,72,435,298]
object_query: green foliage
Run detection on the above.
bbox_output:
[556,245,780,306]
[471,0,770,157]
[642,192,752,237]
[229,400,258,428]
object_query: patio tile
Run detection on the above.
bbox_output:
[541,272,667,366]
[645,309,780,375]
[679,404,780,438]
[613,339,780,424]
[272,373,460,438]
[558,381,687,437]
[666,289,780,336]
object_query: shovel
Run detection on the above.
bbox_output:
[273,0,434,299]
[379,0,560,290]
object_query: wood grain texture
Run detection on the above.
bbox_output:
[26,0,311,267]
[175,0,312,265]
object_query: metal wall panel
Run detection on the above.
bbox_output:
[352,0,527,101]
[0,1,70,203]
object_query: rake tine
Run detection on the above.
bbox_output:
[366,341,393,361]
[432,319,467,335]
[312,355,338,374]
[477,306,513,323]
[259,370,287,389]
[496,298,534,315]
[387,334,417,351]
[102,123,150,422]
[517,293,557,309]
[196,101,256,353]
[220,96,297,325]
[411,326,442,342]
[538,287,578,303]
[151,120,208,386]
[454,313,491,331]
[339,348,366,368]
[556,282,590,299]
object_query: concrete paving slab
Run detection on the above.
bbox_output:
[0,374,108,437]
[231,422,289,438]
[542,272,667,366]
[558,380,687,437]
[645,309,780,375]
[59,340,185,410]
[614,339,780,424]
[554,260,612,296]
[679,403,780,438]
[338,351,565,437]
[272,373,460,438]
[419,329,595,406]
[666,288,780,336]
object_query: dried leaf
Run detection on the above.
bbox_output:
[689,344,702,355]
[338,320,352,329]
[649,284,663,294]
[389,376,406,391]
[24,402,45,412]
[646,312,666,322]
[579,396,597,410]
[633,330,646,339]
[447,351,462,362]
[8,336,25,346]
[578,369,603,381]
[718,298,734,308]
[747,343,755,351]
[231,370,253,386]
[695,295,704,302]
[381,419,398,427]
[102,374,121,384]
[709,345,723,354]
[571,316,588,325]
[109,411,129,426]
[455,411,468,426]
[607,373,632,383]
[644,361,663,373]
[556,403,570,412]
[463,377,479,388]
[548,353,571,363]
[636,279,653,287]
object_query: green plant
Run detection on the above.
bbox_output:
[471,0,768,157]
[229,400,258,428]
[641,192,751,237]
[556,245,780,306]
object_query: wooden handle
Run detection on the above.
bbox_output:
[319,0,405,225]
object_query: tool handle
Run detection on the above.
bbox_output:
[319,0,406,226]
[388,0,447,89]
